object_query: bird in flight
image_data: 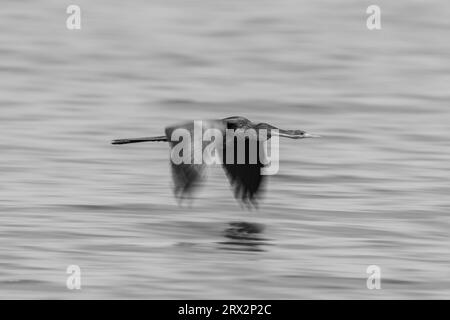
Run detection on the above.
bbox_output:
[112,116,319,207]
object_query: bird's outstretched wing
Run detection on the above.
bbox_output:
[165,120,225,202]
[221,129,267,208]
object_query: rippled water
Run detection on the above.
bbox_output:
[1,0,449,299]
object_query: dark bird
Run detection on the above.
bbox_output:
[112,116,319,207]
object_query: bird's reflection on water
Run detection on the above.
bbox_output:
[218,222,270,252]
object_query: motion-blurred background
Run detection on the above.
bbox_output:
[0,0,449,298]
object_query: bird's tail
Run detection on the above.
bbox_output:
[111,136,168,145]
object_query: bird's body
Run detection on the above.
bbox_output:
[112,116,319,207]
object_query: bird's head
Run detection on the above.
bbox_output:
[255,123,320,139]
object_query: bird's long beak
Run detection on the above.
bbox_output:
[302,133,321,138]
[273,129,321,139]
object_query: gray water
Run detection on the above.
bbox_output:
[1,0,449,299]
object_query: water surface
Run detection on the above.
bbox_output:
[1,0,449,299]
